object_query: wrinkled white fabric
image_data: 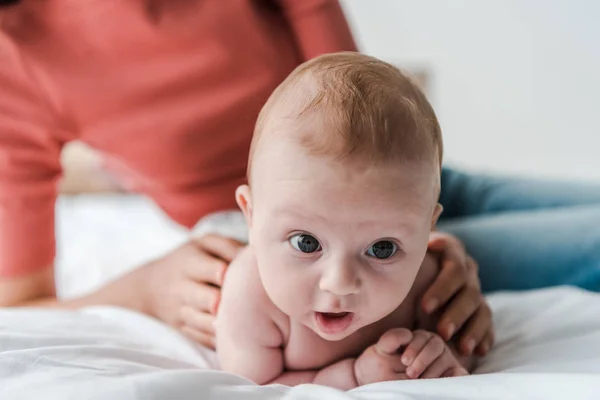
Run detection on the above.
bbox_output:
[1,195,590,399]
[1,287,599,399]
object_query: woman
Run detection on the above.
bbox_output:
[7,0,583,356]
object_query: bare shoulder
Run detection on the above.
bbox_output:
[219,246,265,307]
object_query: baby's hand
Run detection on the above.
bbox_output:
[400,330,468,379]
[354,328,413,386]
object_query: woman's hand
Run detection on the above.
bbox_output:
[144,234,244,349]
[422,232,494,356]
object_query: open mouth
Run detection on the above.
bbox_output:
[315,311,354,334]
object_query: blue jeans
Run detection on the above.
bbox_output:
[437,168,600,293]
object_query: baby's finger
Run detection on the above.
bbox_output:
[458,305,492,355]
[406,335,445,379]
[181,325,216,349]
[437,286,481,341]
[376,328,413,355]
[180,305,216,335]
[373,347,408,373]
[475,329,495,356]
[421,352,456,379]
[421,259,465,314]
[400,330,432,366]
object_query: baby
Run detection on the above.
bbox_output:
[216,52,474,390]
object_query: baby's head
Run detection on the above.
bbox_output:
[237,52,443,340]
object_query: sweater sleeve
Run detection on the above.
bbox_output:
[274,0,358,60]
[0,37,64,277]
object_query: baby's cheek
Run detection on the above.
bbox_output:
[371,272,415,309]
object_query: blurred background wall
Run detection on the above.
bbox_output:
[341,0,600,181]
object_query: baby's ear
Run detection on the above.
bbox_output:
[235,185,253,228]
[431,203,443,229]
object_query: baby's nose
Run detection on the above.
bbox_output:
[319,261,361,296]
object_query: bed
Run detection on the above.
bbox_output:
[1,191,599,399]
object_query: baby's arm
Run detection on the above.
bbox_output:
[272,360,358,389]
[216,307,283,384]
[216,248,284,384]
[219,318,358,389]
[216,248,358,389]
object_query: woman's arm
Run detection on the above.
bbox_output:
[0,267,57,307]
[270,359,358,389]
[0,33,64,303]
[0,263,150,312]
[1,234,242,348]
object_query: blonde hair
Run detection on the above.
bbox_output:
[249,52,442,179]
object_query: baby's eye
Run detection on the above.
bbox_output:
[366,240,397,260]
[289,234,322,253]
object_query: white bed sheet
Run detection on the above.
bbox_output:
[1,195,598,399]
[2,287,599,399]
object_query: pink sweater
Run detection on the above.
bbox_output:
[0,0,356,277]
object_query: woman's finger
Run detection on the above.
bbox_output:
[465,255,479,275]
[183,247,228,286]
[458,305,493,355]
[421,258,466,314]
[428,232,463,253]
[475,329,495,356]
[180,325,216,349]
[423,233,481,315]
[180,305,216,335]
[184,280,221,313]
[437,285,482,341]
[192,234,243,262]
